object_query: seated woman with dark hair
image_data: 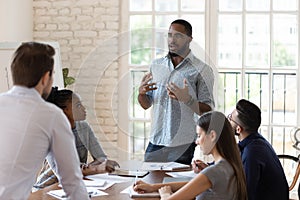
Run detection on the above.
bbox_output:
[33,87,119,190]
[134,111,247,200]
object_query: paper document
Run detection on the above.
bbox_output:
[166,170,197,178]
[141,162,190,171]
[86,173,133,183]
[121,185,160,198]
[47,188,107,199]
[83,179,106,187]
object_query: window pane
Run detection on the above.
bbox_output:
[155,0,178,11]
[273,14,298,67]
[217,72,241,114]
[130,71,151,119]
[219,0,242,11]
[181,15,205,50]
[245,15,270,67]
[273,0,298,11]
[181,0,205,11]
[272,73,296,125]
[246,0,270,11]
[130,16,152,65]
[130,121,151,159]
[244,72,269,124]
[130,0,152,11]
[272,126,295,154]
[218,15,242,68]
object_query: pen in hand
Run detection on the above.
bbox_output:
[134,170,138,186]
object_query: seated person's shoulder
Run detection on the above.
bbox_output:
[75,120,90,128]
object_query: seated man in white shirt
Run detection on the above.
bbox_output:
[0,42,89,200]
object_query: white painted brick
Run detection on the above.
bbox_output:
[81,39,93,45]
[75,0,100,6]
[58,39,68,45]
[94,7,106,14]
[48,8,58,15]
[60,46,72,53]
[101,15,119,21]
[106,22,119,30]
[71,8,82,15]
[106,8,119,15]
[33,31,50,38]
[60,54,69,61]
[46,24,57,30]
[59,8,71,15]
[100,0,116,8]
[104,119,117,126]
[52,1,73,7]
[82,7,94,14]
[74,31,97,37]
[101,126,118,133]
[56,16,75,22]
[33,0,121,160]
[69,39,80,45]
[94,22,105,29]
[33,1,51,8]
[51,31,73,38]
[58,24,70,30]
[35,24,46,30]
[76,15,93,22]
[35,8,47,15]
[104,133,118,141]
[70,23,82,30]
[34,16,52,23]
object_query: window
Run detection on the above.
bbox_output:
[121,0,299,160]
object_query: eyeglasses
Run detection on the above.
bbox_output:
[167,33,187,40]
[227,113,242,127]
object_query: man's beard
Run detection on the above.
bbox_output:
[168,51,179,57]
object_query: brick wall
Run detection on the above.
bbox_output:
[33,0,120,160]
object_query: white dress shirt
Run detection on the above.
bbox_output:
[0,86,89,200]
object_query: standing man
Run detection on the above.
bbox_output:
[138,19,215,165]
[0,42,89,200]
[228,99,289,200]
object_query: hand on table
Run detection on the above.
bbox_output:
[88,159,120,173]
[158,186,172,200]
[133,180,156,193]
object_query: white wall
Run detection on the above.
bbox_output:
[0,0,33,42]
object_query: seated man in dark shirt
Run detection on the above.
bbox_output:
[193,99,289,200]
[227,99,289,200]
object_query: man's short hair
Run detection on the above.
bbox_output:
[236,99,261,132]
[171,19,192,37]
[11,42,55,88]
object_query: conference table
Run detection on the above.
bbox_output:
[28,160,192,200]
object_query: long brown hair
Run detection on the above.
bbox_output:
[198,111,247,200]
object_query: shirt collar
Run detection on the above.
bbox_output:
[238,132,261,151]
[9,86,43,100]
